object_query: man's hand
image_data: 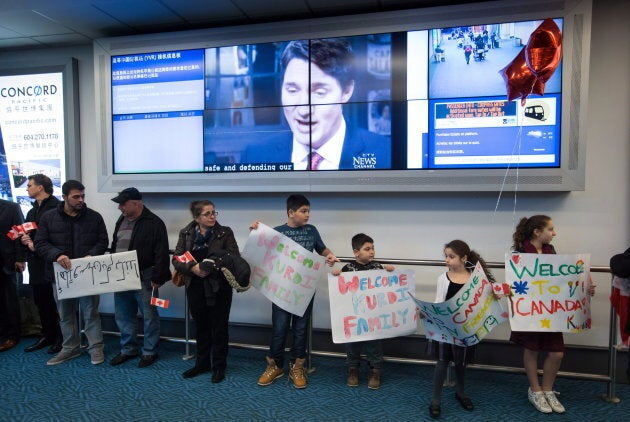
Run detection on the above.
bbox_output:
[15,262,25,272]
[249,220,260,231]
[20,234,35,251]
[383,264,395,272]
[57,255,72,270]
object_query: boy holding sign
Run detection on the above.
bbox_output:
[332,233,395,390]
[252,194,338,389]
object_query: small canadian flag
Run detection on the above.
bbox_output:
[493,282,511,296]
[6,229,20,240]
[6,222,38,240]
[174,251,195,263]
[151,297,170,308]
[22,222,38,232]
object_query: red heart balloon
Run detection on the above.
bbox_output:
[525,18,562,83]
[499,48,545,105]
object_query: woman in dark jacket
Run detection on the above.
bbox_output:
[172,200,239,383]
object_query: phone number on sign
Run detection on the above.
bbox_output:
[23,133,59,141]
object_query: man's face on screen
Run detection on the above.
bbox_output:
[281,58,354,149]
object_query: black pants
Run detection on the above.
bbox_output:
[0,272,20,339]
[187,281,233,371]
[32,283,61,341]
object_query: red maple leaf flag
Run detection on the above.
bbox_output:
[22,222,38,232]
[12,225,25,236]
[6,228,19,240]
[174,251,196,263]
[493,282,511,295]
[151,297,170,308]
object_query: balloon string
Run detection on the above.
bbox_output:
[493,80,537,226]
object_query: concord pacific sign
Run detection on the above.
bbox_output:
[0,84,58,97]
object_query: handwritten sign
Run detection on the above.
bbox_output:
[241,223,327,316]
[505,253,591,332]
[411,263,507,346]
[54,251,141,300]
[328,269,417,343]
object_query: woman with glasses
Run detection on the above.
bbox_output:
[172,200,239,383]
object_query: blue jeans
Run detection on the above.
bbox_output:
[114,287,160,356]
[268,299,313,368]
[54,287,103,354]
[346,339,384,369]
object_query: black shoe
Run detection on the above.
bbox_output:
[47,339,62,354]
[211,368,225,383]
[182,366,211,379]
[25,337,52,353]
[138,354,158,368]
[455,394,474,411]
[429,403,441,418]
[110,353,138,366]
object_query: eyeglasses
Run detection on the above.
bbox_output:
[200,211,218,217]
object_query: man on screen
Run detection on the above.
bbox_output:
[247,38,391,170]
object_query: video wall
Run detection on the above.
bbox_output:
[111,18,562,175]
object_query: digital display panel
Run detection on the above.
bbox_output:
[110,18,563,175]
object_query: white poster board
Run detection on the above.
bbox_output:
[241,223,327,316]
[411,263,507,346]
[328,269,417,343]
[54,251,141,300]
[505,253,591,332]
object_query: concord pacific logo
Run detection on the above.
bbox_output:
[0,84,58,97]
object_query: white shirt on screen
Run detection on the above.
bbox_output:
[291,119,346,170]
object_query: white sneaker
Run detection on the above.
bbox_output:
[91,349,105,365]
[528,388,552,413]
[543,390,566,413]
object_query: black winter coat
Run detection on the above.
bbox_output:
[34,202,109,284]
[0,199,25,274]
[172,221,239,288]
[110,206,171,286]
[21,195,60,285]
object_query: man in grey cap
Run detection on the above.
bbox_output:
[109,187,171,368]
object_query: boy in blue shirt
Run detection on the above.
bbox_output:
[332,233,395,389]
[251,194,337,389]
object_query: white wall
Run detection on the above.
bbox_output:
[1,1,627,348]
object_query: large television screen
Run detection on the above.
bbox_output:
[96,0,591,191]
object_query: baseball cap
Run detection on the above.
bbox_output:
[111,187,142,204]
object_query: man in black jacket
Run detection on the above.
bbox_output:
[34,180,109,366]
[0,198,25,352]
[20,174,62,354]
[108,187,170,368]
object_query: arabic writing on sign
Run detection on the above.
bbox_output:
[54,251,141,300]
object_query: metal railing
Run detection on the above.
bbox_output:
[117,256,623,403]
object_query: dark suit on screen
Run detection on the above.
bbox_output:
[245,126,391,170]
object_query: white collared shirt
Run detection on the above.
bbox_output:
[290,119,346,170]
